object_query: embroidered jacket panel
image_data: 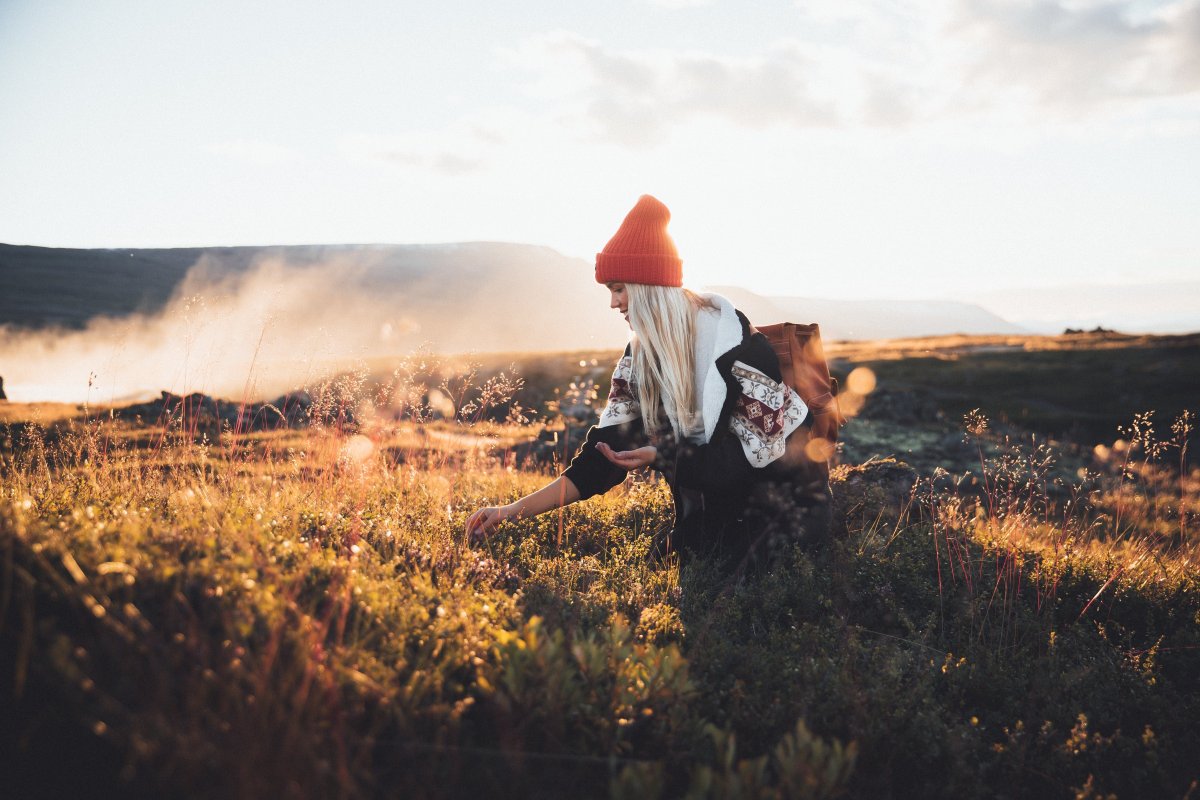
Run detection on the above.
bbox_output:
[562,305,810,502]
[561,343,647,501]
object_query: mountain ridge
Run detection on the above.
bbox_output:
[1,241,1022,343]
[2,241,1195,402]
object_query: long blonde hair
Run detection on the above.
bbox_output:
[626,284,714,438]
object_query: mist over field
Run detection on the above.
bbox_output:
[2,240,1199,404]
[0,244,628,403]
[2,257,375,403]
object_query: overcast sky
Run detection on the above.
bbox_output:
[1,0,1197,302]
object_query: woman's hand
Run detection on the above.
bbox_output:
[463,477,582,545]
[465,504,516,540]
[596,442,657,470]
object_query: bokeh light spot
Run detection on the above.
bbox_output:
[427,388,456,418]
[847,367,877,395]
[804,436,835,462]
[839,392,866,417]
[341,434,375,464]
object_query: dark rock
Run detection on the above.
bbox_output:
[830,457,919,537]
[109,387,351,434]
[858,388,942,424]
[509,423,591,467]
[265,391,316,425]
[1064,325,1118,336]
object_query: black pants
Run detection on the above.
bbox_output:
[656,479,832,570]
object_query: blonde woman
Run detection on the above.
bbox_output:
[466,195,829,568]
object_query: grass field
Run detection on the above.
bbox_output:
[2,339,1198,799]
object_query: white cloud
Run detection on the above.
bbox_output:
[502,32,849,144]
[947,0,1200,111]
[204,139,299,165]
[337,126,496,176]
[499,1,1199,145]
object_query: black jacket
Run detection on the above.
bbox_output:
[563,300,822,560]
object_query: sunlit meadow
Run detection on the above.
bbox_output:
[2,341,1198,798]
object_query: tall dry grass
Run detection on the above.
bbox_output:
[1,363,1197,798]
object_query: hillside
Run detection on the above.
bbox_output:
[0,243,630,402]
[709,285,1025,340]
[0,242,628,351]
[11,241,1200,407]
[1,243,1023,345]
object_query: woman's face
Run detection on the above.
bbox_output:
[607,282,629,327]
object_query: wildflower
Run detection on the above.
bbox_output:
[963,409,989,438]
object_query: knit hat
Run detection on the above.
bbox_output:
[595,194,683,287]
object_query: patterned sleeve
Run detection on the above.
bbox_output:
[561,352,647,500]
[597,354,639,427]
[728,360,808,467]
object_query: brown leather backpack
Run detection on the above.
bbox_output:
[754,322,845,482]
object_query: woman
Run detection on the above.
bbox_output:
[466,195,830,569]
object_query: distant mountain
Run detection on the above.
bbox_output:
[0,242,628,352]
[967,282,1200,335]
[0,242,1027,346]
[14,242,1200,403]
[0,243,205,328]
[706,286,1026,340]
[0,242,630,401]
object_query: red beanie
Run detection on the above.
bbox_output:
[595,195,683,287]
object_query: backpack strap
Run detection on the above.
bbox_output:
[751,321,845,430]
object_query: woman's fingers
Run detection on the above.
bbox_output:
[597,442,656,469]
[604,452,633,467]
[596,442,629,466]
[466,506,510,540]
[466,507,492,538]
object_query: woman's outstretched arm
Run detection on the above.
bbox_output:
[465,475,582,540]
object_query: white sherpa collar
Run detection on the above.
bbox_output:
[695,292,745,442]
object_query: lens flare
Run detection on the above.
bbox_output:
[846,367,877,395]
[427,388,456,418]
[804,436,835,462]
[340,434,375,464]
[839,391,866,417]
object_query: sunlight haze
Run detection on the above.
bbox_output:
[1,0,1197,305]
